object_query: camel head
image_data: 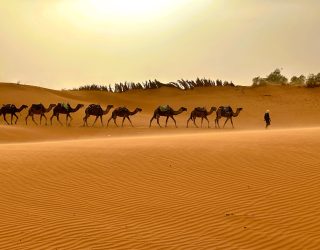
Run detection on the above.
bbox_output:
[49,104,57,108]
[107,104,114,109]
[179,107,187,112]
[135,108,142,113]
[210,107,217,112]
[77,104,84,109]
[232,107,243,117]
[104,104,114,114]
[21,105,28,110]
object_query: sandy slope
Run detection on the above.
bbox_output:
[1,83,320,249]
[1,83,320,132]
[0,128,320,249]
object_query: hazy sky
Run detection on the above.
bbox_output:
[1,0,319,89]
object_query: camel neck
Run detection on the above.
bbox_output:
[46,105,54,112]
[173,109,183,115]
[129,109,138,115]
[233,110,241,117]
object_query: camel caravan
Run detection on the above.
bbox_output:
[0,103,243,128]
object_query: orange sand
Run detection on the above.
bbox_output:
[0,83,320,249]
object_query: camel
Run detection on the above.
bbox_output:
[0,104,28,125]
[215,106,243,128]
[83,104,114,127]
[50,103,84,126]
[107,107,142,127]
[25,104,56,125]
[187,106,217,128]
[149,105,187,128]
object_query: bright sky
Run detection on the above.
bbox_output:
[1,0,319,89]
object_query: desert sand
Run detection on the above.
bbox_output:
[0,82,320,249]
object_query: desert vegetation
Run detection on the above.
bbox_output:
[73,78,235,93]
[71,70,320,94]
[252,69,320,88]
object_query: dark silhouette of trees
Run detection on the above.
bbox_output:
[73,77,235,92]
[216,79,223,86]
[252,69,320,88]
[306,73,320,88]
[70,70,320,92]
[252,69,288,86]
[290,75,306,85]
[266,69,288,84]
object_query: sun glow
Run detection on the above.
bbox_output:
[56,0,193,29]
[84,0,173,18]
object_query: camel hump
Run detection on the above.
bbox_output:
[88,104,100,109]
[59,103,70,110]
[159,105,170,112]
[117,107,128,112]
[195,107,206,112]
[32,104,43,109]
[220,106,232,112]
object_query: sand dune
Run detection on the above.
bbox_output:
[1,83,320,249]
[1,83,320,133]
[0,128,320,249]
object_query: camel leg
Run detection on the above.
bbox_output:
[42,114,48,126]
[204,117,210,128]
[100,116,103,127]
[69,114,73,126]
[32,114,38,126]
[3,114,9,125]
[230,117,234,128]
[13,113,18,124]
[223,117,229,128]
[201,117,204,128]
[127,116,134,127]
[92,116,99,127]
[10,114,13,124]
[192,117,198,128]
[215,117,220,128]
[56,114,63,126]
[170,115,177,128]
[86,115,91,127]
[50,114,59,126]
[156,116,161,128]
[65,114,68,126]
[25,114,29,125]
[83,114,89,127]
[187,116,197,128]
[67,114,73,127]
[50,114,55,125]
[149,116,155,128]
[121,117,125,127]
[165,116,169,127]
[107,117,112,127]
[187,114,193,128]
[113,117,119,127]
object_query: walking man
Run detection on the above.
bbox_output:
[264,110,271,129]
